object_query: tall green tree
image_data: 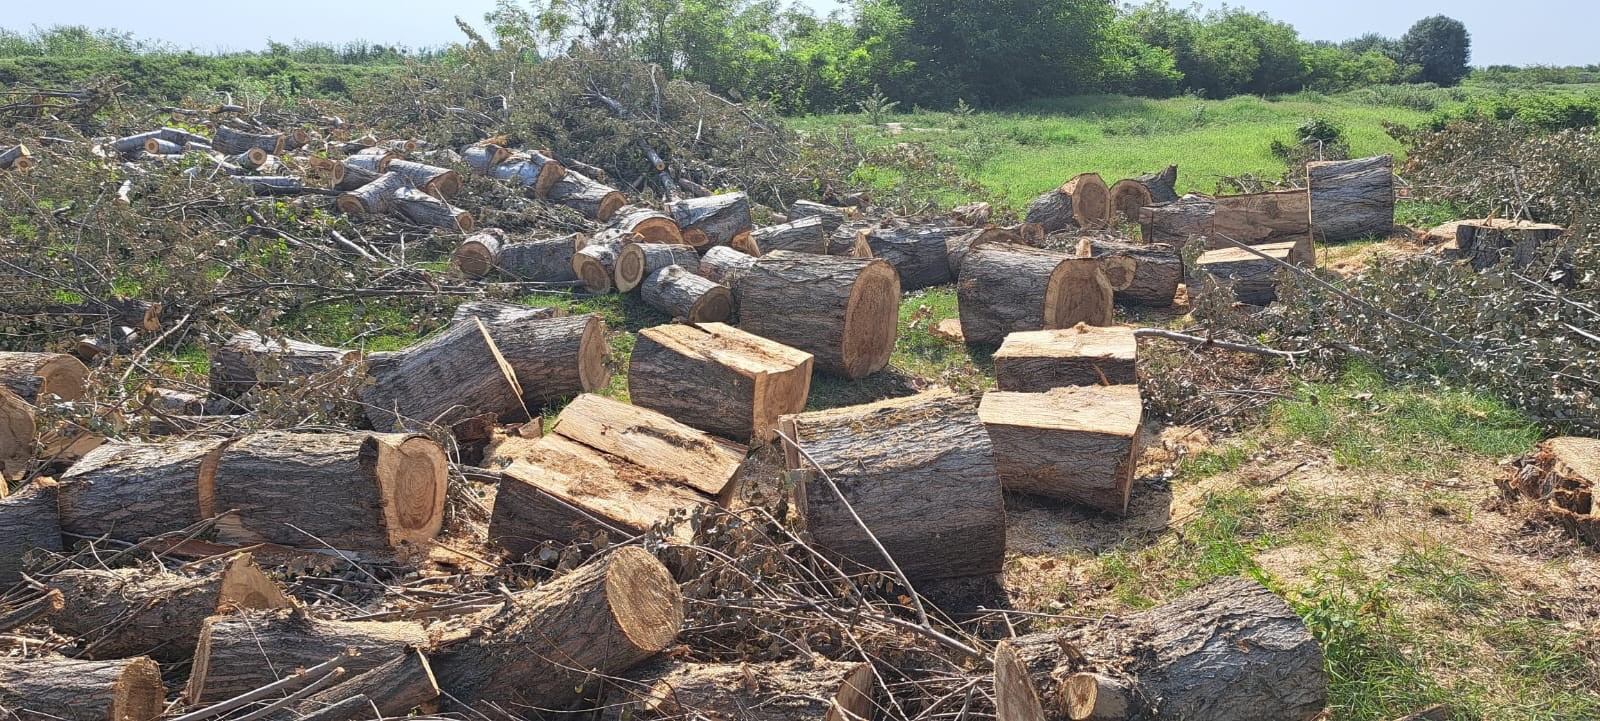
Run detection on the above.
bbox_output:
[1400,15,1470,86]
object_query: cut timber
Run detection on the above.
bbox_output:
[1053,258,1116,328]
[335,171,411,216]
[1497,437,1599,548]
[491,151,567,198]
[749,216,827,256]
[1132,165,1179,204]
[1081,237,1182,307]
[455,232,582,282]
[387,159,462,199]
[787,199,848,232]
[951,201,993,226]
[1190,240,1313,305]
[0,656,164,721]
[393,187,474,231]
[187,609,426,704]
[213,126,283,155]
[0,352,87,402]
[699,245,758,290]
[629,323,813,443]
[548,170,626,222]
[450,301,563,326]
[828,219,877,257]
[1,388,33,477]
[781,390,1003,582]
[853,222,964,291]
[737,251,900,379]
[994,577,1325,721]
[1108,179,1154,226]
[434,547,682,714]
[642,266,733,323]
[995,325,1138,391]
[957,244,1081,346]
[208,431,447,555]
[980,385,1142,514]
[572,230,632,293]
[1139,193,1213,246]
[0,481,63,585]
[210,330,359,400]
[1211,189,1313,259]
[622,659,875,721]
[616,243,701,293]
[333,161,379,192]
[58,438,229,542]
[667,192,753,249]
[1308,155,1394,243]
[463,142,513,174]
[362,317,526,428]
[345,146,398,173]
[295,649,438,719]
[550,393,747,497]
[611,205,684,245]
[472,313,609,407]
[47,554,289,661]
[0,144,35,172]
[1455,219,1565,272]
[451,228,506,278]
[1026,173,1110,232]
[946,226,1023,275]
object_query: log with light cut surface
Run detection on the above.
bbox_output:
[1108,178,1153,226]
[642,265,733,323]
[392,187,473,231]
[667,192,754,250]
[472,313,609,407]
[995,325,1138,391]
[611,205,684,245]
[387,159,462,199]
[361,316,526,428]
[213,125,283,155]
[945,226,1022,275]
[0,480,63,585]
[186,609,427,704]
[980,384,1143,514]
[550,393,747,497]
[1,388,33,477]
[345,146,398,173]
[786,199,848,232]
[619,658,876,721]
[0,656,165,721]
[491,150,568,197]
[335,170,411,216]
[616,242,701,292]
[629,322,813,443]
[548,169,626,221]
[1026,173,1110,232]
[737,251,900,379]
[1189,240,1313,305]
[1139,193,1213,246]
[572,229,633,293]
[1308,155,1394,243]
[1078,237,1182,307]
[957,244,1082,346]
[0,351,87,402]
[462,142,513,174]
[748,216,827,256]
[1053,257,1117,328]
[57,437,231,542]
[210,330,359,400]
[0,144,33,171]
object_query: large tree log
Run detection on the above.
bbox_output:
[1138,193,1213,246]
[213,126,283,155]
[333,160,380,192]
[786,200,848,232]
[472,313,609,407]
[210,331,360,400]
[1,388,33,478]
[0,352,87,402]
[449,300,564,326]
[1108,179,1153,227]
[0,480,63,585]
[749,216,827,256]
[616,243,701,293]
[1308,155,1393,243]
[995,325,1137,391]
[957,245,1083,346]
[572,229,634,293]
[1026,173,1110,232]
[386,159,462,199]
[827,219,877,257]
[433,547,683,715]
[1079,237,1182,306]
[611,205,684,245]
[1211,189,1312,259]
[642,266,733,323]
[0,656,165,721]
[629,323,812,443]
[187,609,427,704]
[1133,165,1179,204]
[46,554,289,661]
[699,245,758,289]
[548,170,626,222]
[737,251,900,379]
[208,431,447,555]
[1054,257,1116,328]
[335,171,411,216]
[57,437,230,542]
[946,227,1022,276]
[392,187,474,231]
[362,319,526,428]
[549,394,747,497]
[994,577,1326,721]
[667,192,754,251]
[619,659,875,721]
[980,385,1142,514]
[1454,219,1565,272]
[779,390,1004,582]
[454,231,582,282]
[490,151,567,198]
[852,222,962,291]
[1189,240,1314,305]
[344,146,398,173]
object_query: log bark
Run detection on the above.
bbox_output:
[852,222,962,291]
[1139,194,1213,246]
[490,152,568,198]
[142,137,183,155]
[737,251,900,379]
[214,126,283,155]
[786,200,848,232]
[208,431,447,555]
[344,146,398,173]
[995,325,1138,391]
[611,205,684,245]
[749,216,827,256]
[573,230,632,293]
[1080,238,1181,307]
[619,659,875,721]
[335,171,411,216]
[187,609,427,704]
[1308,155,1393,243]
[616,243,701,293]
[780,390,1004,582]
[232,176,319,196]
[642,266,733,323]
[946,227,1022,276]
[334,160,380,192]
[472,313,609,407]
[57,437,227,542]
[1189,240,1313,305]
[1,388,33,478]
[561,157,608,182]
[629,322,813,443]
[1498,437,1600,548]
[449,301,564,326]
[392,187,474,231]
[550,393,747,497]
[1454,219,1565,272]
[0,480,63,586]
[482,234,584,282]
[700,245,758,290]
[432,547,683,715]
[386,159,462,199]
[210,330,360,400]
[549,170,626,222]
[994,577,1326,721]
[0,352,87,402]
[361,318,526,428]
[980,385,1142,514]
[292,649,438,720]
[667,192,753,249]
[0,144,32,172]
[0,656,165,721]
[957,245,1082,346]
[1026,174,1110,232]
[1211,189,1313,259]
[1108,179,1154,226]
[828,219,877,257]
[1133,165,1179,204]
[463,143,513,174]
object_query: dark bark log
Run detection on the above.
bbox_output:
[667,192,753,249]
[616,243,701,293]
[334,160,380,192]
[946,227,1023,276]
[1133,165,1179,204]
[1139,194,1213,246]
[392,188,474,232]
[617,659,875,721]
[335,171,411,216]
[1189,240,1313,305]
[232,176,321,197]
[1308,155,1394,243]
[0,144,32,172]
[642,266,733,323]
[827,219,877,257]
[957,245,1081,346]
[749,216,827,256]
[629,322,813,443]
[549,171,626,222]
[474,233,583,282]
[550,393,747,497]
[210,331,359,400]
[1079,238,1182,307]
[186,609,426,704]
[386,159,462,199]
[1026,174,1110,232]
[1454,220,1565,272]
[737,251,900,379]
[0,352,87,402]
[471,313,609,407]
[1108,179,1154,227]
[994,326,1138,391]
[561,157,609,182]
[0,481,62,586]
[0,656,164,721]
[786,200,847,232]
[1211,189,1313,260]
[213,126,284,156]
[853,222,962,291]
[980,385,1143,513]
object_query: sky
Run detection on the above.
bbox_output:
[3,1,1595,68]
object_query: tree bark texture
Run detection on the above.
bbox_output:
[573,233,630,293]
[737,251,900,379]
[1,388,33,478]
[209,331,359,400]
[628,322,813,443]
[1139,194,1213,246]
[749,216,827,256]
[186,609,427,704]
[618,659,875,721]
[852,222,963,290]
[213,126,283,156]
[0,480,62,585]
[385,159,460,199]
[980,385,1143,514]
[699,246,758,290]
[642,266,733,323]
[956,244,1080,346]
[472,313,609,407]
[335,171,410,216]
[994,326,1138,391]
[1026,174,1110,232]
[667,192,753,249]
[1307,155,1393,243]
[490,151,567,198]
[616,243,701,293]
[1080,237,1182,307]
[1133,165,1179,204]
[58,437,230,542]
[786,200,847,233]
[611,205,683,245]
[0,656,165,721]
[548,170,626,222]
[1211,189,1312,259]
[392,187,473,231]
[361,318,526,429]
[1189,241,1313,305]
[1454,220,1565,272]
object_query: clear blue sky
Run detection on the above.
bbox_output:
[4,1,1594,67]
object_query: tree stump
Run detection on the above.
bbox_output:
[995,325,1137,391]
[1108,179,1154,226]
[187,609,427,704]
[786,200,848,232]
[1139,193,1213,245]
[0,480,63,585]
[957,244,1084,346]
[549,394,747,497]
[0,656,165,721]
[667,192,754,250]
[210,331,359,400]
[749,216,827,256]
[0,352,87,402]
[1497,437,1599,548]
[472,313,609,407]
[1026,173,1110,232]
[548,170,626,222]
[57,437,229,542]
[779,390,1004,582]
[611,205,684,245]
[1308,155,1394,243]
[619,659,875,721]
[629,322,813,443]
[980,385,1143,514]
[1454,219,1565,271]
[1189,240,1313,305]
[642,266,733,323]
[737,251,900,379]
[616,243,701,293]
[362,318,526,428]
[852,222,963,290]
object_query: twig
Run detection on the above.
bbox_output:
[168,651,354,721]
[229,667,348,721]
[1132,328,1309,358]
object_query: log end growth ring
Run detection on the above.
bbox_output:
[377,435,449,546]
[840,260,901,379]
[605,546,684,653]
[114,657,166,721]
[688,286,734,324]
[577,315,611,393]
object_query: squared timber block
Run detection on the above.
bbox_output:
[1189,240,1313,305]
[628,323,813,443]
[549,393,748,498]
[994,326,1137,391]
[979,385,1143,514]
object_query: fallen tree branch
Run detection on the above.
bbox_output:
[1132,328,1309,358]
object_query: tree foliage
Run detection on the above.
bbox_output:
[1400,15,1471,87]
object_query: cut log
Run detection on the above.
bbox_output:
[1053,258,1115,328]
[392,187,474,231]
[473,233,583,282]
[621,659,875,721]
[642,266,733,323]
[1080,237,1182,306]
[667,192,753,249]
[472,313,609,407]
[946,226,1022,275]
[950,201,993,226]
[362,318,524,428]
[451,228,506,278]
[187,609,427,704]
[142,137,183,155]
[1190,240,1313,305]
[980,385,1142,513]
[1454,219,1565,272]
[345,146,398,173]
[1308,155,1393,243]
[1026,173,1110,232]
[334,159,380,192]
[433,547,682,714]
[549,170,626,222]
[210,330,360,400]
[335,171,411,216]
[47,554,289,661]
[629,323,813,443]
[0,480,63,585]
[294,649,438,720]
[57,437,229,542]
[995,325,1138,391]
[957,245,1084,346]
[490,151,567,198]
[749,216,827,256]
[450,301,563,326]
[616,243,701,293]
[1211,189,1313,260]
[994,577,1326,721]
[852,222,963,291]
[462,142,513,174]
[208,431,447,555]
[0,656,165,721]
[1108,179,1154,226]
[1132,165,1179,204]
[611,205,684,245]
[699,245,758,290]
[387,159,462,199]
[827,219,877,257]
[0,144,36,172]
[550,393,747,497]
[572,229,633,293]
[737,251,900,379]
[780,390,1004,582]
[787,199,848,232]
[1139,193,1213,246]
[232,175,318,196]
[213,126,283,155]
[1,388,33,478]
[0,352,87,402]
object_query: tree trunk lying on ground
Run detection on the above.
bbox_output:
[737,251,899,379]
[700,245,758,290]
[572,230,633,293]
[994,577,1326,721]
[945,226,1023,275]
[1189,240,1313,305]
[1026,173,1110,232]
[0,480,63,585]
[210,330,360,400]
[0,144,35,171]
[786,199,848,232]
[1308,155,1393,243]
[780,390,1005,583]
[344,146,398,173]
[393,187,474,231]
[957,244,1083,346]
[1132,165,1179,204]
[0,656,165,721]
[187,609,427,704]
[552,393,748,496]
[748,216,827,256]
[642,266,733,323]
[1108,179,1153,226]
[547,170,626,222]
[362,318,526,428]
[455,232,583,282]
[58,437,230,542]
[1454,219,1565,272]
[615,658,876,721]
[1139,194,1213,246]
[213,126,283,155]
[336,171,410,216]
[1078,237,1182,307]
[980,385,1143,514]
[995,325,1138,391]
[472,312,609,407]
[852,222,964,290]
[616,243,701,292]
[629,322,813,443]
[668,192,754,250]
[387,159,461,199]
[462,142,513,174]
[0,351,87,402]
[1211,189,1312,259]
[828,219,877,257]
[611,205,683,245]
[491,151,567,198]
[1,388,33,478]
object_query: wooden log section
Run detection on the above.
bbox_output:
[1139,193,1213,246]
[957,244,1082,346]
[213,125,284,156]
[642,266,733,323]
[1133,165,1179,204]
[0,144,34,172]
[572,229,634,293]
[0,656,165,721]
[0,351,87,402]
[621,659,875,721]
[749,216,827,256]
[1054,257,1117,328]
[548,170,626,222]
[994,577,1326,721]
[451,228,507,278]
[828,219,877,257]
[946,226,1023,276]
[980,385,1142,514]
[1497,437,1600,548]
[450,300,564,326]
[780,390,1004,582]
[232,176,318,196]
[187,609,427,704]
[667,192,753,249]
[345,146,399,173]
[1081,237,1182,307]
[208,431,447,555]
[58,437,229,542]
[334,158,380,192]
[611,205,684,245]
[616,243,701,293]
[1308,155,1394,243]
[393,187,474,231]
[787,199,848,232]
[463,142,513,174]
[1,388,34,478]
[291,649,438,720]
[700,245,758,290]
[852,222,963,291]
[335,171,411,216]
[210,330,360,400]
[473,313,609,407]
[1189,240,1313,305]
[1108,179,1153,226]
[629,323,813,443]
[1211,189,1313,258]
[995,325,1138,391]
[47,553,289,661]
[302,155,345,187]
[387,159,462,199]
[1455,219,1565,272]
[142,137,183,155]
[1026,173,1110,232]
[550,393,747,497]
[464,233,583,282]
[737,251,900,379]
[433,547,683,714]
[362,318,526,428]
[490,151,568,198]
[0,480,63,585]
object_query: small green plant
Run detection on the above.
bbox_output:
[856,85,900,125]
